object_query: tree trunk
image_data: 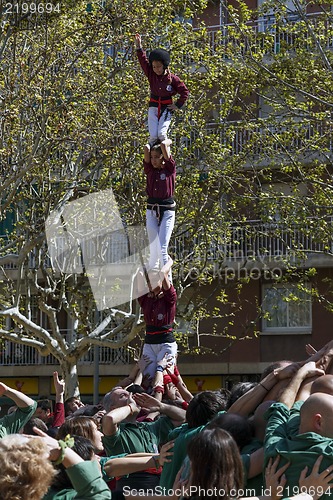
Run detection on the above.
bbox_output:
[59,357,80,398]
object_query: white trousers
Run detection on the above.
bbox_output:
[146,209,175,273]
[148,107,172,143]
[142,341,178,381]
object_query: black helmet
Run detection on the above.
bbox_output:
[149,48,170,68]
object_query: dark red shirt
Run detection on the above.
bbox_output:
[138,286,177,344]
[137,49,189,109]
[144,156,176,200]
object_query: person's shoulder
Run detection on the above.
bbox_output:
[170,72,181,81]
[163,286,177,298]
[165,155,175,164]
[138,293,148,304]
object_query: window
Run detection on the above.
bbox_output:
[261,283,312,334]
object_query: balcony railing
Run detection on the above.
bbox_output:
[177,119,333,161]
[0,334,131,366]
[172,218,333,263]
[2,217,333,273]
[196,15,333,58]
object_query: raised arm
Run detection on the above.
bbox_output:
[166,367,193,403]
[144,143,151,163]
[160,258,173,291]
[51,371,65,428]
[102,401,140,436]
[160,139,172,160]
[133,393,186,425]
[227,365,296,416]
[117,363,141,389]
[135,33,142,50]
[0,382,35,408]
[279,361,324,409]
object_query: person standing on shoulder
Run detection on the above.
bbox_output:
[135,33,189,144]
[143,140,176,273]
[137,259,177,397]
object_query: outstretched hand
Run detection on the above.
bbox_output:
[274,362,300,380]
[53,371,65,395]
[306,344,317,356]
[299,455,333,500]
[265,455,289,500]
[135,33,142,49]
[298,360,325,379]
[159,440,174,466]
[133,393,161,413]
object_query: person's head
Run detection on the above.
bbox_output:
[311,375,333,396]
[103,386,134,412]
[186,390,229,429]
[144,267,164,297]
[57,416,104,453]
[64,397,85,417]
[127,384,145,395]
[34,400,52,423]
[51,436,95,491]
[23,417,48,435]
[227,381,258,409]
[299,393,333,437]
[71,404,101,417]
[207,412,253,450]
[148,48,170,75]
[150,143,164,170]
[187,428,244,498]
[260,360,293,381]
[249,400,275,442]
[0,434,56,500]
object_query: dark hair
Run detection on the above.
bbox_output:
[207,412,253,450]
[37,400,52,412]
[127,384,145,395]
[72,404,101,417]
[149,48,170,68]
[188,428,244,499]
[151,142,162,155]
[51,436,95,491]
[227,382,258,409]
[186,391,228,429]
[260,361,292,381]
[23,417,48,435]
[64,397,81,416]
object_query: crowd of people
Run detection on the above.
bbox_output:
[0,339,333,499]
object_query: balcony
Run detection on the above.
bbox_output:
[0,331,131,367]
[173,218,333,269]
[2,216,333,275]
[192,14,333,59]
[177,119,333,167]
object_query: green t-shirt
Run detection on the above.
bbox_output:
[43,460,111,499]
[159,411,226,492]
[159,422,205,492]
[241,438,263,496]
[264,402,333,500]
[0,401,37,438]
[99,453,127,481]
[102,416,174,457]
